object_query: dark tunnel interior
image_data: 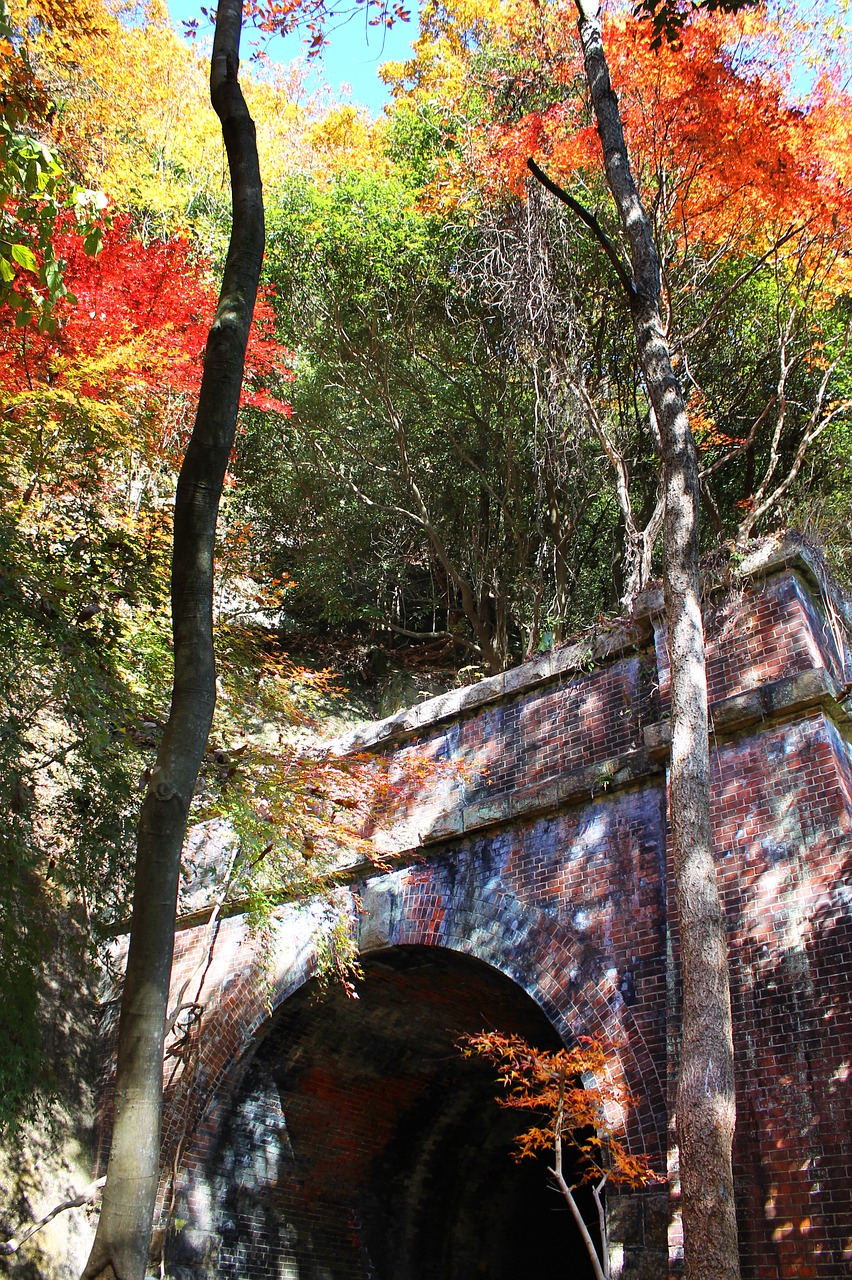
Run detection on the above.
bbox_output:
[202,946,602,1280]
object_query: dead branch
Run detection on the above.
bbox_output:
[527,158,635,302]
[1,1177,106,1255]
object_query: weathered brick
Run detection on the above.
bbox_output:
[98,559,852,1280]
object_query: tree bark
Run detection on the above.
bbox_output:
[573,4,741,1278]
[81,5,264,1277]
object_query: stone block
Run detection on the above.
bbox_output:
[607,1192,644,1245]
[762,665,834,716]
[621,1246,670,1280]
[632,584,665,618]
[461,796,511,831]
[510,780,558,818]
[710,688,764,732]
[643,721,671,755]
[357,879,400,952]
[452,672,504,711]
[596,617,653,658]
[643,1192,670,1248]
[503,650,553,693]
[550,639,598,677]
[420,808,465,842]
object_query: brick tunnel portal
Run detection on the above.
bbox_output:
[157,548,852,1278]
[199,946,600,1280]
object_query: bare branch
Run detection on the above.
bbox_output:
[550,1070,608,1280]
[1,1178,105,1255]
[527,158,635,301]
[739,319,851,540]
[386,623,481,654]
[678,223,804,347]
[592,1172,610,1273]
[698,396,777,481]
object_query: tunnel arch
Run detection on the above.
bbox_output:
[163,849,666,1276]
[170,943,603,1280]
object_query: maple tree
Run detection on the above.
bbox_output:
[9,0,221,238]
[7,0,340,249]
[384,0,852,549]
[505,6,852,554]
[1,213,291,407]
[0,212,291,689]
[554,10,739,1273]
[461,1031,658,1280]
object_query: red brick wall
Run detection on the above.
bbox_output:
[401,650,659,798]
[655,570,850,709]
[711,713,852,1279]
[134,558,852,1279]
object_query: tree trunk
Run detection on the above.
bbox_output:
[574,4,740,1277]
[81,5,264,1277]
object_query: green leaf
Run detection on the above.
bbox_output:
[42,259,61,290]
[83,228,103,257]
[10,243,38,274]
[0,257,14,284]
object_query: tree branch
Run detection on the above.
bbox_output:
[678,223,804,347]
[550,1069,608,1280]
[2,1178,106,1256]
[527,157,635,302]
[385,622,482,654]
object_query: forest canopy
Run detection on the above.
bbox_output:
[0,0,850,1124]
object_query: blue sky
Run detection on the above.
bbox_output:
[164,0,420,114]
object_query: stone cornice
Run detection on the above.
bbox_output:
[330,533,851,757]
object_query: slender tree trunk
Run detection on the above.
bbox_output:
[81,5,264,1277]
[574,4,740,1277]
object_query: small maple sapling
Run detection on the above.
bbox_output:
[461,1031,658,1280]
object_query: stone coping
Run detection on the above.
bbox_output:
[643,667,851,755]
[330,533,851,758]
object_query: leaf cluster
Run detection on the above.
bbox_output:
[0,153,293,1125]
[0,0,104,329]
[633,0,759,51]
[239,145,628,665]
[460,1031,659,1188]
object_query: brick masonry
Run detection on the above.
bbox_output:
[110,538,852,1279]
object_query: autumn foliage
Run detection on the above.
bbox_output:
[0,0,849,1178]
[460,1030,658,1188]
[0,214,291,412]
[390,0,852,274]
